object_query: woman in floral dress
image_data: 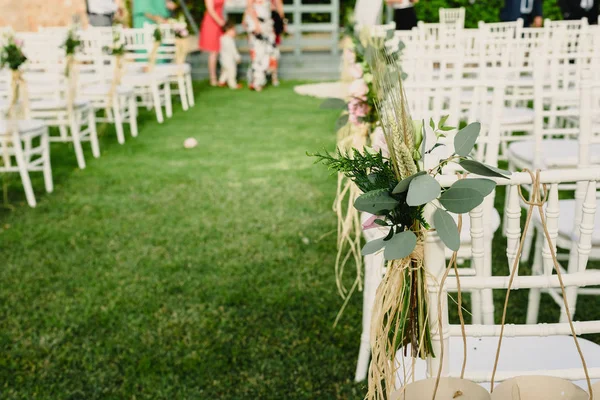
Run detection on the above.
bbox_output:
[245,0,282,91]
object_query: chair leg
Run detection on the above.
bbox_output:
[128,95,138,138]
[185,72,195,107]
[151,83,164,123]
[178,75,189,111]
[526,233,543,324]
[87,110,100,158]
[164,82,173,118]
[112,98,125,145]
[69,117,86,169]
[58,125,68,140]
[12,135,36,207]
[41,132,53,193]
[355,251,385,382]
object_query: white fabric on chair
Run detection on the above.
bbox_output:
[396,336,600,389]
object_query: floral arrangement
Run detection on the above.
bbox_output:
[0,35,27,71]
[103,29,125,56]
[313,46,510,399]
[171,20,189,39]
[62,28,81,56]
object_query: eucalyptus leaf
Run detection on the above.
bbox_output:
[320,98,347,110]
[335,114,349,131]
[439,187,484,214]
[362,238,386,256]
[354,189,399,213]
[386,29,394,40]
[439,115,449,127]
[384,230,417,260]
[425,143,445,155]
[433,208,460,251]
[392,171,426,194]
[429,118,435,131]
[407,174,441,206]
[450,178,496,197]
[459,160,512,178]
[374,219,388,226]
[454,122,481,157]
[439,126,455,132]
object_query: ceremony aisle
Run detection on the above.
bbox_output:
[0,83,365,399]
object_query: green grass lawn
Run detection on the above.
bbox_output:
[1,82,599,399]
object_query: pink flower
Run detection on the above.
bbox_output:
[371,127,389,158]
[348,78,369,101]
[362,214,384,230]
[343,48,356,64]
[348,98,369,125]
[349,63,363,79]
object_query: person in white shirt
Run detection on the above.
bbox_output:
[386,0,419,31]
[219,20,242,89]
[86,0,123,27]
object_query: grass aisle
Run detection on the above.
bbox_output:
[0,82,366,399]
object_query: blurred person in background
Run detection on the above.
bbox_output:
[386,0,419,31]
[500,0,543,27]
[133,0,177,28]
[86,0,124,26]
[558,0,598,24]
[199,0,226,86]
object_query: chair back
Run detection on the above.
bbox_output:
[439,7,465,28]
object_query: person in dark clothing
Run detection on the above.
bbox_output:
[386,0,419,31]
[500,0,544,27]
[558,0,599,24]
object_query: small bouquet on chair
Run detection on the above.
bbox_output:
[145,26,163,72]
[171,20,189,66]
[1,34,29,120]
[312,46,511,400]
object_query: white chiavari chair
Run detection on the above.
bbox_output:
[477,20,535,148]
[14,32,100,169]
[0,120,53,208]
[439,7,465,28]
[506,53,598,172]
[121,27,172,123]
[152,23,195,110]
[526,74,600,325]
[354,80,505,382]
[77,28,139,144]
[393,167,600,393]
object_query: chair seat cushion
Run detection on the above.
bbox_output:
[80,83,134,97]
[396,336,600,389]
[507,139,600,168]
[29,99,88,111]
[501,107,535,125]
[0,119,46,134]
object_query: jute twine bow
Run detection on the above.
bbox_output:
[145,41,161,73]
[332,122,370,328]
[65,55,79,119]
[174,38,188,77]
[106,55,125,117]
[489,169,592,397]
[3,70,30,168]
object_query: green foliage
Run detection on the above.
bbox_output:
[0,36,27,70]
[311,148,398,193]
[62,29,82,56]
[153,26,162,43]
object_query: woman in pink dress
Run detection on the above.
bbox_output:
[199,0,226,86]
